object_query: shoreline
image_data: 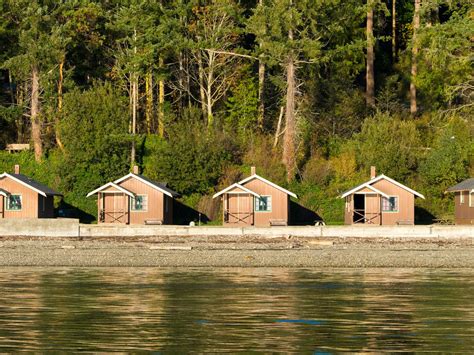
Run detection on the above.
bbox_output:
[1,235,473,268]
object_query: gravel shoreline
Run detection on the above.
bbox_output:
[0,235,473,268]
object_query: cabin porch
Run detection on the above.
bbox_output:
[98,192,130,224]
[346,193,383,225]
[222,192,255,226]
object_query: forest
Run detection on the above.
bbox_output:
[0,0,472,223]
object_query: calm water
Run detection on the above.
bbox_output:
[0,267,473,352]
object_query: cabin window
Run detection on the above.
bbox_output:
[382,196,398,212]
[255,196,272,212]
[470,192,474,207]
[131,194,147,211]
[6,194,22,211]
[460,192,465,204]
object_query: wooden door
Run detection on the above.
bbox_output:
[227,194,253,225]
[365,193,381,225]
[103,193,128,223]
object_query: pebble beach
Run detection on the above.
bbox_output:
[0,235,473,268]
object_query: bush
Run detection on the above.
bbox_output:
[143,116,237,195]
[354,112,420,180]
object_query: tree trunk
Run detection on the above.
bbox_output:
[257,0,265,129]
[55,58,65,151]
[158,57,165,137]
[392,0,396,61]
[31,65,43,162]
[206,52,214,126]
[197,51,207,121]
[273,106,284,149]
[145,71,153,134]
[258,60,265,129]
[131,29,138,165]
[131,73,138,165]
[8,69,14,104]
[366,2,375,107]
[283,55,296,182]
[410,0,420,115]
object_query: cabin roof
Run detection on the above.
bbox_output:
[213,183,261,199]
[0,172,62,197]
[113,173,180,198]
[237,174,298,198]
[446,178,474,192]
[86,182,135,198]
[340,174,425,199]
[0,188,9,197]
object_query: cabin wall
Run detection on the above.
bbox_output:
[118,177,164,224]
[242,179,289,226]
[372,179,415,225]
[454,191,474,225]
[0,177,39,218]
[344,196,353,225]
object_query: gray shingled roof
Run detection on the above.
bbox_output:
[446,178,474,192]
[137,174,180,198]
[11,174,62,196]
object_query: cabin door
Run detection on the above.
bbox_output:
[353,194,365,224]
[226,194,254,225]
[103,193,129,224]
[365,194,381,225]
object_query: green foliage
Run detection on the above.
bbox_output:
[0,0,472,225]
[416,6,473,108]
[353,112,421,180]
[143,113,237,195]
[420,116,472,192]
[58,82,130,218]
[225,77,258,139]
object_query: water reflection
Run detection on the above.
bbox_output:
[0,268,473,352]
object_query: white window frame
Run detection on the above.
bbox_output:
[131,194,148,212]
[460,191,465,204]
[6,194,22,211]
[255,195,272,212]
[470,192,474,207]
[382,195,399,213]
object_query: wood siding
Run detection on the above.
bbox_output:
[372,179,415,225]
[344,196,352,224]
[226,193,254,225]
[101,193,129,224]
[365,193,381,224]
[0,176,42,218]
[118,177,165,224]
[344,178,417,225]
[454,191,474,225]
[241,178,289,226]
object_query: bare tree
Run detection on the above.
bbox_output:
[410,0,421,115]
[366,0,375,107]
[31,65,43,162]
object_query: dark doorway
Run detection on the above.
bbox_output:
[353,194,365,223]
